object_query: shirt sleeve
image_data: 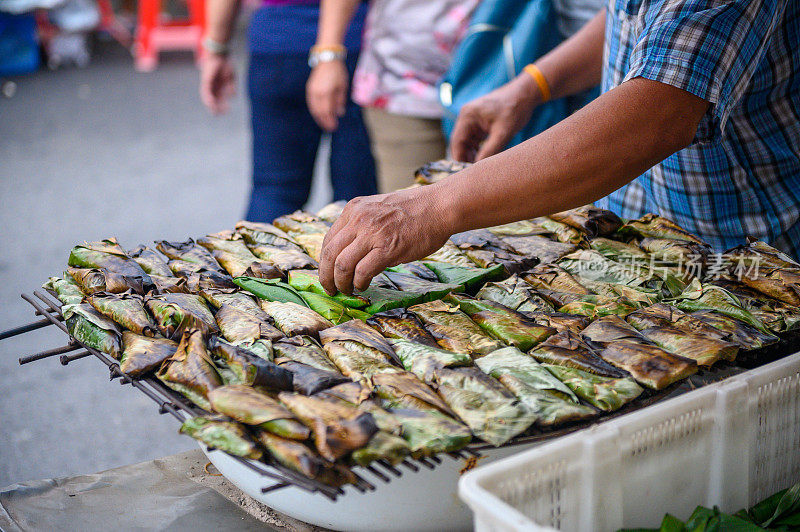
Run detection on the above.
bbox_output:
[622,0,788,143]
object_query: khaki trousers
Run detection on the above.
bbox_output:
[362,108,447,193]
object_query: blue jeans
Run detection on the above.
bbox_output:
[245,4,376,223]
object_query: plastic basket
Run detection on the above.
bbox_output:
[459,352,800,532]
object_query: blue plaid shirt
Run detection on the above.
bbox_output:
[595,0,800,258]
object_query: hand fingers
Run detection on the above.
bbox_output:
[475,124,512,161]
[333,238,374,295]
[335,86,346,117]
[353,248,388,292]
[319,225,357,295]
[449,112,484,163]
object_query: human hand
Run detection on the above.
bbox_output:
[200,53,236,114]
[319,187,454,295]
[449,73,543,162]
[306,60,349,132]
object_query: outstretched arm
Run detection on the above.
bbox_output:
[451,9,606,162]
[319,77,710,294]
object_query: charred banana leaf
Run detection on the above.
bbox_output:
[422,261,506,293]
[589,238,650,263]
[277,360,349,395]
[169,260,237,292]
[146,293,218,340]
[372,371,455,417]
[235,221,303,252]
[525,311,591,334]
[476,276,555,315]
[689,310,779,350]
[414,159,470,185]
[149,274,189,294]
[278,392,379,461]
[549,205,622,238]
[68,267,146,295]
[256,430,355,486]
[444,293,556,350]
[249,245,318,272]
[156,239,223,272]
[87,291,158,336]
[127,245,173,277]
[351,431,411,466]
[180,416,262,459]
[450,229,537,274]
[262,300,333,337]
[737,267,800,306]
[210,337,293,389]
[638,325,737,366]
[617,213,706,244]
[197,234,283,279]
[68,238,154,293]
[43,275,84,305]
[424,241,475,267]
[367,308,440,348]
[273,336,340,373]
[322,342,402,387]
[670,279,771,334]
[287,270,369,308]
[208,385,309,439]
[639,237,709,268]
[723,239,800,272]
[389,338,472,384]
[542,364,643,412]
[272,211,330,236]
[387,408,471,457]
[157,329,222,410]
[201,289,269,317]
[535,217,586,245]
[234,277,307,306]
[119,331,178,377]
[61,303,122,357]
[529,330,628,378]
[319,319,397,361]
[522,264,591,294]
[626,303,730,341]
[314,382,373,406]
[475,347,597,427]
[498,234,577,265]
[434,367,535,446]
[409,300,503,357]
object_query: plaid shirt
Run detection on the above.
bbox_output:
[595,0,800,258]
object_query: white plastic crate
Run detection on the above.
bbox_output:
[459,352,800,532]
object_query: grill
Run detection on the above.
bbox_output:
[5,288,800,501]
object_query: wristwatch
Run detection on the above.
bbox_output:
[203,36,230,56]
[308,45,347,68]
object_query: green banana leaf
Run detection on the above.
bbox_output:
[689,310,778,350]
[388,408,472,457]
[127,245,173,277]
[210,337,293,389]
[157,329,222,410]
[180,416,262,460]
[408,300,503,357]
[422,261,506,293]
[87,291,158,336]
[233,276,307,306]
[68,238,154,293]
[558,297,639,319]
[146,293,218,340]
[385,262,441,282]
[287,269,369,308]
[208,384,309,440]
[119,330,178,377]
[475,346,578,401]
[43,275,84,305]
[61,303,122,358]
[389,338,472,384]
[357,285,429,314]
[670,279,771,334]
[476,276,555,314]
[351,431,411,466]
[299,291,371,324]
[381,270,462,300]
[589,237,650,263]
[542,364,643,412]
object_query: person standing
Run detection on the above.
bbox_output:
[306,0,480,193]
[200,0,377,222]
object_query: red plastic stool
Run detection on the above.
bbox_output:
[134,0,205,71]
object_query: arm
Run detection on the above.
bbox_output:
[306,0,361,131]
[450,9,606,161]
[319,77,710,294]
[199,0,241,114]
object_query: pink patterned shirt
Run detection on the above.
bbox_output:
[352,0,479,118]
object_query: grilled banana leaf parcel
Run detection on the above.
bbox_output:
[529,330,629,378]
[319,319,398,362]
[156,238,224,272]
[168,260,237,292]
[235,221,303,251]
[293,233,326,263]
[476,276,555,315]
[127,245,173,277]
[385,262,441,283]
[389,339,472,384]
[273,336,340,373]
[422,261,506,293]
[498,234,577,265]
[637,325,737,366]
[351,430,411,466]
[381,270,461,301]
[272,211,330,236]
[409,300,503,357]
[201,288,268,316]
[196,234,282,279]
[262,300,333,337]
[723,239,800,272]
[367,308,440,348]
[639,237,709,267]
[157,329,222,410]
[322,342,401,387]
[689,310,779,350]
[248,244,318,272]
[256,431,355,486]
[557,295,640,319]
[577,278,661,308]
[558,249,655,289]
[522,264,591,294]
[709,279,800,333]
[474,347,598,426]
[43,275,84,305]
[149,274,189,294]
[617,213,706,244]
[208,385,309,440]
[535,217,586,245]
[737,267,800,306]
[299,291,372,325]
[146,293,218,340]
[549,205,623,238]
[581,316,697,389]
[61,303,122,357]
[424,241,475,267]
[68,238,155,293]
[541,364,643,412]
[210,337,293,389]
[388,408,472,457]
[450,229,537,273]
[371,371,455,417]
[277,360,349,395]
[487,219,551,238]
[626,303,731,341]
[278,392,379,461]
[287,270,369,308]
[68,267,146,295]
[119,331,178,377]
[444,293,556,350]
[180,416,263,459]
[356,285,430,314]
[589,238,650,263]
[316,200,346,223]
[87,291,158,336]
[434,367,535,446]
[671,279,771,334]
[526,311,591,334]
[414,159,470,185]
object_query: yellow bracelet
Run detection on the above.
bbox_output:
[523,64,551,102]
[310,44,347,54]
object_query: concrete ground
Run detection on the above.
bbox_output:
[0,36,331,487]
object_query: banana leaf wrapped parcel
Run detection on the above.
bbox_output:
[87,291,158,337]
[146,292,219,340]
[497,234,577,265]
[156,238,224,272]
[214,304,282,344]
[277,360,350,395]
[351,430,411,466]
[119,331,178,377]
[409,300,503,357]
[689,310,779,350]
[390,338,472,384]
[235,220,302,250]
[387,408,472,457]
[208,384,310,440]
[670,279,771,334]
[149,274,189,294]
[61,303,122,357]
[319,321,403,388]
[476,276,555,314]
[637,324,738,366]
[316,200,346,223]
[272,210,330,236]
[209,337,293,388]
[196,233,283,279]
[43,275,84,305]
[157,328,222,410]
[256,430,356,486]
[367,308,441,348]
[449,229,537,273]
[180,416,263,459]
[541,364,643,412]
[371,371,455,417]
[287,270,369,308]
[380,270,462,301]
[68,267,147,295]
[522,264,591,294]
[617,213,707,244]
[414,159,470,185]
[273,336,340,373]
[529,330,629,378]
[422,261,506,293]
[526,311,591,334]
[386,261,441,283]
[424,241,475,267]
[475,347,596,426]
[261,300,333,337]
[127,245,173,277]
[549,205,623,238]
[68,238,155,293]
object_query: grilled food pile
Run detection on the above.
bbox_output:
[42,160,800,487]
